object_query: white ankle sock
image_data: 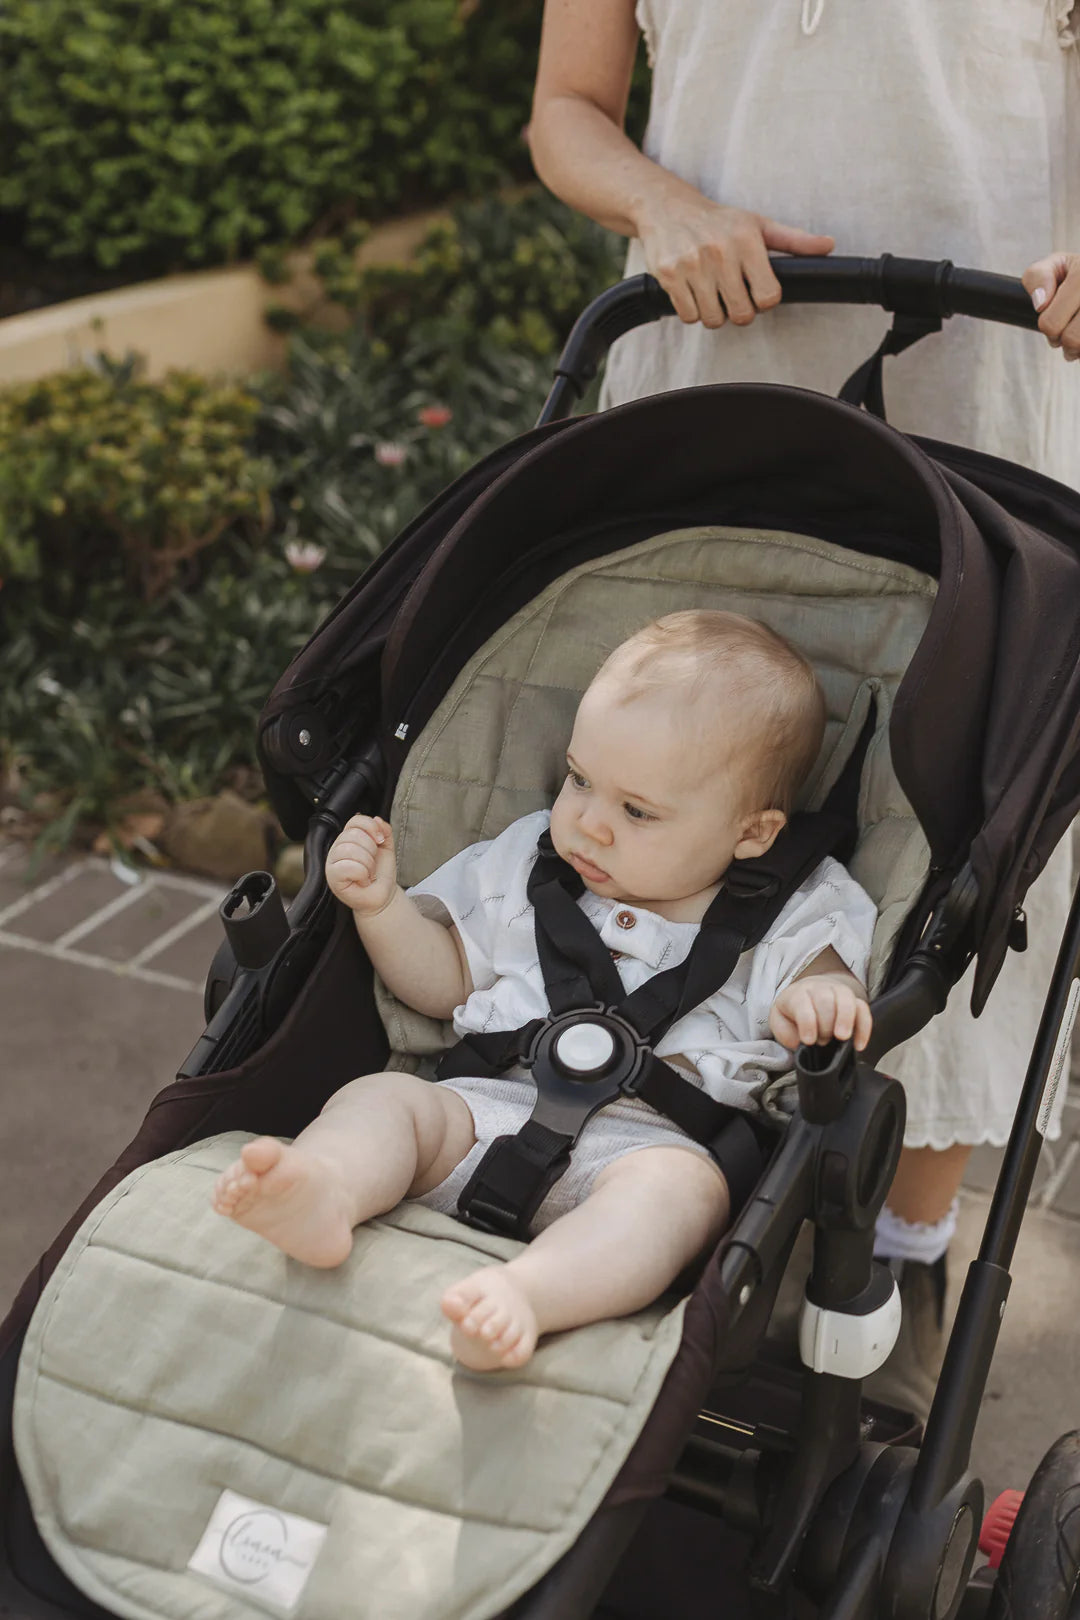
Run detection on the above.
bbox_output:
[873,1199,958,1266]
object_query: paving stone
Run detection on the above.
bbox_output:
[150,910,227,988]
[73,880,215,964]
[957,1192,1080,1503]
[1038,1133,1080,1218]
[0,946,205,1311]
[0,863,130,943]
[0,842,72,915]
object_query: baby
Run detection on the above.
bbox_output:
[213,610,876,1372]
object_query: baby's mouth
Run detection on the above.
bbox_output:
[569,852,612,883]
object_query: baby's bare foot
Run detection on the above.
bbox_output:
[441,1265,539,1371]
[212,1137,354,1268]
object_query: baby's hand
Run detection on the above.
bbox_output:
[325,815,397,915]
[769,976,872,1052]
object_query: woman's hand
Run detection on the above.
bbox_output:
[637,190,835,329]
[1023,252,1080,361]
[325,815,398,916]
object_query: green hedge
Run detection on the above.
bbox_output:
[0,0,539,275]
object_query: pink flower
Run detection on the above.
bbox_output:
[418,403,452,429]
[374,441,408,467]
[284,541,327,574]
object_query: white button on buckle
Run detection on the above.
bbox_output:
[553,1022,617,1075]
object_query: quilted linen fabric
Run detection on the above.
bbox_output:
[378,524,935,1062]
[14,1135,687,1620]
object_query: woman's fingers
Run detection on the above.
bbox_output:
[654,255,703,324]
[759,218,836,258]
[648,207,832,327]
[684,260,728,328]
[741,232,784,313]
[1023,252,1080,358]
[713,242,757,326]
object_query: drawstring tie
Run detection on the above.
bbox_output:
[801,0,825,35]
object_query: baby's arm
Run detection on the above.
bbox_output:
[768,946,872,1052]
[326,815,473,1019]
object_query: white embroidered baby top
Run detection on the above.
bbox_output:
[408,810,876,1110]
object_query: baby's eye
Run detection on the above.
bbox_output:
[624,803,657,822]
[568,769,588,790]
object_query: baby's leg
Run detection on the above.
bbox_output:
[212,1073,475,1267]
[442,1147,729,1371]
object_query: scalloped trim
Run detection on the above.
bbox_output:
[903,1122,1063,1149]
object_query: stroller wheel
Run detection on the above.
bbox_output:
[986,1433,1080,1618]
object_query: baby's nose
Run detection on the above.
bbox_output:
[580,806,614,845]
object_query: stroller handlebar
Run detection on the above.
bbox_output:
[539,256,1040,423]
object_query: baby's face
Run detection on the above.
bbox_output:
[549,678,783,922]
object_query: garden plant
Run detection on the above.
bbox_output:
[0,194,624,852]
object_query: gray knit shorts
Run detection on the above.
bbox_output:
[413,1073,720,1234]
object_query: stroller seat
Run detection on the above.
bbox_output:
[12,520,937,1620]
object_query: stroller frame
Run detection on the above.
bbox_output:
[2,256,1078,1620]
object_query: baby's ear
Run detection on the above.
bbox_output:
[733,807,787,861]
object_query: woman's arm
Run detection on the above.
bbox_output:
[529,0,834,327]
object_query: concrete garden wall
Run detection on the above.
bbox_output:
[0,210,443,385]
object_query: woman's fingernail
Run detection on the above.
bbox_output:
[1033,287,1048,311]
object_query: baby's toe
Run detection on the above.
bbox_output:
[500,1335,533,1369]
[479,1308,511,1342]
[463,1297,500,1333]
[240,1136,282,1176]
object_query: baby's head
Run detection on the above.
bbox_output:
[549,610,825,916]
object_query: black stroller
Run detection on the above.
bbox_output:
[4,257,1080,1620]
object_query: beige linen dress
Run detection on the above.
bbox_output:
[601,0,1080,1146]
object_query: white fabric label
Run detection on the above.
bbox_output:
[188,1489,328,1613]
[1038,978,1080,1137]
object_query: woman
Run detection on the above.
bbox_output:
[528,0,1080,1412]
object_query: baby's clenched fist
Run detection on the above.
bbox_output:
[325,815,398,915]
[769,975,872,1052]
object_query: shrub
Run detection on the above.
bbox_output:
[273,190,628,361]
[0,0,539,276]
[0,359,274,598]
[257,325,552,577]
[1,538,325,838]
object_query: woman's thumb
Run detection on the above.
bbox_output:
[1023,253,1069,313]
[760,218,835,256]
[372,816,394,847]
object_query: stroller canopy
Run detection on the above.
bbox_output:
[261,384,1080,1010]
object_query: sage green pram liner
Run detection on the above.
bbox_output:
[14,1134,687,1620]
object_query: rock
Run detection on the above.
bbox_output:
[161,791,278,882]
[275,842,306,898]
[93,791,169,857]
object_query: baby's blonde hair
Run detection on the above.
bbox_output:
[593,610,826,812]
